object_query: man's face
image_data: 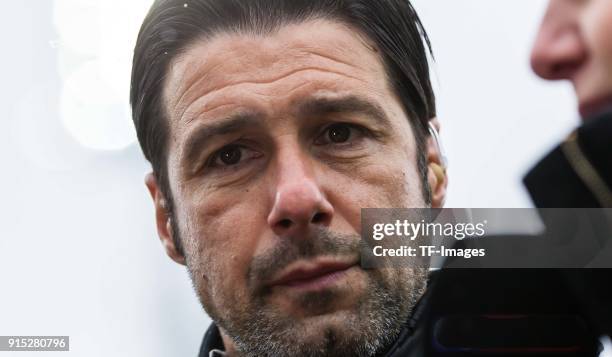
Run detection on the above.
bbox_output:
[531,0,612,119]
[154,19,436,356]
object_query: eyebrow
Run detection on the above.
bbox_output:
[182,112,262,172]
[180,95,391,173]
[295,95,392,128]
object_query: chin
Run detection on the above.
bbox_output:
[300,310,356,332]
[286,310,373,352]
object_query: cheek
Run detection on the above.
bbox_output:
[586,1,612,67]
[327,151,424,233]
[176,187,268,308]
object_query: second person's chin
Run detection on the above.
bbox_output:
[578,93,612,119]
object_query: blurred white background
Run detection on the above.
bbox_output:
[0,0,583,356]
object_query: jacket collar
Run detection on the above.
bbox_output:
[198,322,225,357]
[524,112,612,208]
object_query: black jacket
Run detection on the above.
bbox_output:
[199,113,612,356]
[524,111,612,208]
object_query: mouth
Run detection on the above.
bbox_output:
[267,259,358,292]
[579,94,612,119]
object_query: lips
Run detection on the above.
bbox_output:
[579,94,612,119]
[267,260,357,290]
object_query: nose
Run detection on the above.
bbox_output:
[530,1,588,80]
[267,148,334,237]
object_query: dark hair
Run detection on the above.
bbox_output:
[131,0,436,253]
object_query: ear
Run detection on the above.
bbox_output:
[426,117,448,208]
[145,173,186,265]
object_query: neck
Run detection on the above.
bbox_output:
[219,327,238,356]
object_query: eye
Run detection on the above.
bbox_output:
[327,124,351,143]
[315,123,365,146]
[207,144,261,169]
[217,145,242,165]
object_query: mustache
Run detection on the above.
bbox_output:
[247,227,361,293]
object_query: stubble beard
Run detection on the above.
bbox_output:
[224,267,428,357]
[184,227,429,357]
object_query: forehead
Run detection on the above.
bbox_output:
[163,18,393,127]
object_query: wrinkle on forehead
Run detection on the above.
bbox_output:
[180,67,368,127]
[163,18,385,127]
